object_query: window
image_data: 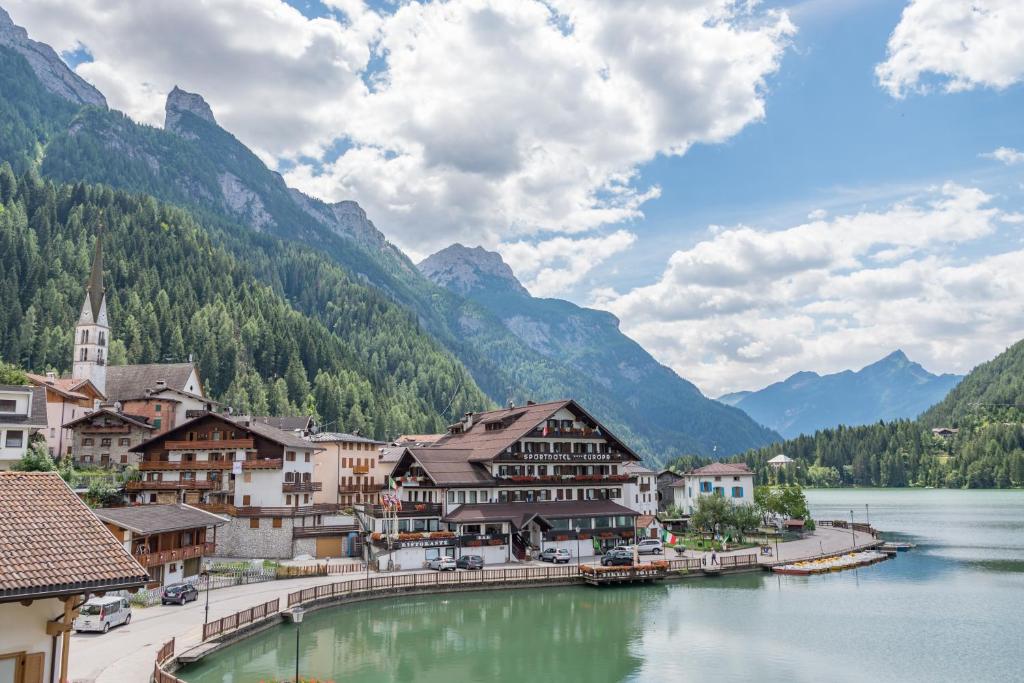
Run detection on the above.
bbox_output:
[304,494,310,504]
[121,454,128,464]
[286,451,296,461]
[0,399,16,412]
[250,518,260,529]
[447,491,455,503]
[119,438,130,446]
[286,495,292,505]
[100,438,111,447]
[304,453,310,463]
[714,487,725,497]
[155,404,161,412]
[457,491,466,504]
[731,486,744,498]
[243,495,251,505]
[83,437,94,446]
[153,418,162,429]
[98,331,106,346]
[80,347,87,361]
[4,430,24,448]
[80,329,89,344]
[700,481,713,493]
[272,517,282,529]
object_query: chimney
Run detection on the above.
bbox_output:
[463,412,475,429]
[526,400,536,406]
[507,400,515,409]
[45,371,56,382]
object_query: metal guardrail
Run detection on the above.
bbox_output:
[202,598,280,641]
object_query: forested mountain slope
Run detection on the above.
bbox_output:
[0,11,783,461]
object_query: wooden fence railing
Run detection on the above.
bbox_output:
[818,520,879,538]
[202,598,280,641]
[286,564,582,608]
[152,638,184,683]
[326,561,369,574]
[718,553,758,569]
[667,557,705,571]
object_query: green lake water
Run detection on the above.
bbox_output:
[178,489,1024,682]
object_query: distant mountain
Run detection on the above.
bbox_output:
[920,338,1024,428]
[419,244,782,460]
[719,351,963,438]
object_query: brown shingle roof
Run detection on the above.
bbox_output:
[0,472,148,602]
[686,463,752,476]
[253,415,315,433]
[105,363,197,401]
[93,504,227,535]
[26,374,91,400]
[443,500,637,527]
[61,408,153,431]
[406,448,494,486]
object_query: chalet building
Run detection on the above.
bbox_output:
[0,472,147,683]
[0,385,46,470]
[62,408,155,469]
[672,463,755,514]
[93,504,226,587]
[32,225,210,462]
[358,400,644,569]
[129,413,337,559]
[308,432,388,507]
[26,373,103,457]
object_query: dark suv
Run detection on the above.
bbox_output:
[600,549,634,567]
[456,555,484,570]
[162,582,199,605]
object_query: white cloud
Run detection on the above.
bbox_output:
[876,0,1024,97]
[498,230,637,297]
[982,146,1024,165]
[597,184,1024,395]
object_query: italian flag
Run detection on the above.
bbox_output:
[661,529,680,546]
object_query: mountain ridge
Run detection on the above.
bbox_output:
[720,350,963,438]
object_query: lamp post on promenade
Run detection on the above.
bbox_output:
[849,510,856,550]
[200,570,210,627]
[291,607,305,683]
[575,526,581,566]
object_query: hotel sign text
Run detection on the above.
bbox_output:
[513,453,614,462]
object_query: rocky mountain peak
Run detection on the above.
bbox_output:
[0,7,106,107]
[165,85,217,132]
[418,244,529,297]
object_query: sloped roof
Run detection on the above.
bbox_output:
[130,413,320,452]
[61,408,153,431]
[443,500,637,527]
[254,415,315,433]
[310,431,384,445]
[0,472,148,602]
[26,374,91,401]
[93,503,227,535]
[768,454,794,464]
[393,434,444,445]
[405,448,494,486]
[105,363,197,401]
[0,385,47,429]
[85,224,105,321]
[624,462,655,475]
[684,463,752,477]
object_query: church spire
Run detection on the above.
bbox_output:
[85,216,105,321]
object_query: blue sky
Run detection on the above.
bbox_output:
[9,0,1024,394]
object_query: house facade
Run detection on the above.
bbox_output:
[0,472,148,683]
[93,504,226,587]
[309,432,387,507]
[672,463,756,514]
[63,408,155,469]
[129,413,334,559]
[0,385,46,469]
[25,373,103,458]
[357,400,646,569]
[623,462,658,516]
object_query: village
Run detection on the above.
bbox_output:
[0,232,882,683]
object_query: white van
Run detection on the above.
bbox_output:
[73,596,132,633]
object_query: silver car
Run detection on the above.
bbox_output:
[426,556,457,571]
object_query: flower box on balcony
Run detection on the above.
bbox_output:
[466,540,483,547]
[429,531,455,539]
[487,539,504,546]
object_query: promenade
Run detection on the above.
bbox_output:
[71,526,877,683]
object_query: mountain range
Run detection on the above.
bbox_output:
[718,350,963,438]
[0,7,781,463]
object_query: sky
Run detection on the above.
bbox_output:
[6,0,1024,396]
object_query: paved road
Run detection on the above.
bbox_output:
[70,527,876,682]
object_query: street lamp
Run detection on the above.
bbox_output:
[574,526,581,565]
[199,570,210,627]
[865,503,870,526]
[290,607,305,683]
[849,510,856,550]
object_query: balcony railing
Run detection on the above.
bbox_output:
[80,425,131,434]
[524,427,604,439]
[494,474,635,486]
[135,542,216,567]
[283,481,322,493]
[126,480,217,491]
[355,502,442,518]
[543,526,636,542]
[139,460,233,471]
[164,438,254,451]
[339,483,382,494]
[292,524,357,539]
[227,503,344,518]
[242,459,282,470]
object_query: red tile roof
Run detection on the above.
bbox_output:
[686,463,752,476]
[0,472,148,602]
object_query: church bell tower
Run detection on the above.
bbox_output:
[72,220,110,396]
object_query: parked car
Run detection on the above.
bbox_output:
[539,548,572,564]
[636,539,664,555]
[456,555,484,570]
[600,549,634,567]
[73,596,131,633]
[162,582,199,605]
[426,556,457,571]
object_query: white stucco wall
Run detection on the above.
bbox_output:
[0,599,65,682]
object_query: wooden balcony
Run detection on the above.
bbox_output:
[339,483,381,494]
[242,459,282,470]
[81,425,131,434]
[126,480,217,491]
[136,542,216,567]
[164,438,254,451]
[494,474,636,486]
[292,524,357,539]
[283,481,322,493]
[355,502,442,518]
[229,503,344,518]
[351,464,370,475]
[139,460,233,471]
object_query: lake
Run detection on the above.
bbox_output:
[178,489,1024,682]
